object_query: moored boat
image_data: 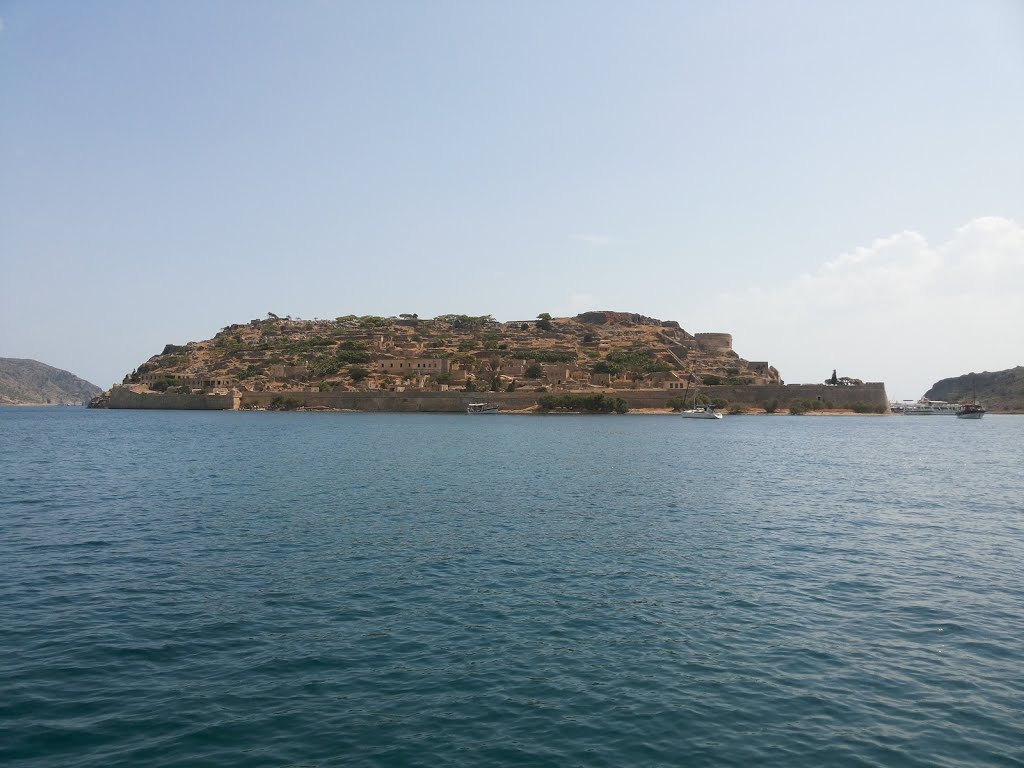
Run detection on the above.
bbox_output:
[466,402,501,414]
[956,402,985,419]
[680,405,723,420]
[901,398,959,415]
[677,361,723,420]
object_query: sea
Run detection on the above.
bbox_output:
[2,407,1022,768]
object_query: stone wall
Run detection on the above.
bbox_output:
[107,387,236,410]
[237,383,889,412]
[105,382,889,412]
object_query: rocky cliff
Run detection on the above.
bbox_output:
[0,358,102,405]
[924,366,1024,413]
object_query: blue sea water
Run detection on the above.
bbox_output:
[1,407,1023,768]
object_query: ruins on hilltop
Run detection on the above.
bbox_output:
[118,311,783,397]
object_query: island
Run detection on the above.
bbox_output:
[89,311,889,413]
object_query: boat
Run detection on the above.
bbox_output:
[956,378,985,419]
[466,402,501,414]
[956,402,985,419]
[678,363,723,420]
[680,404,723,420]
[901,398,959,415]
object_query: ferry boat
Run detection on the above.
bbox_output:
[900,398,959,415]
[466,402,501,414]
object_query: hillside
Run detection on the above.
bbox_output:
[924,366,1024,413]
[113,311,782,397]
[0,358,102,405]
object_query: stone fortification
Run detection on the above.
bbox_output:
[97,383,889,413]
[106,387,236,410]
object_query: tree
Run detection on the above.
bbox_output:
[349,367,370,383]
[830,369,839,386]
[525,363,544,379]
[536,313,553,331]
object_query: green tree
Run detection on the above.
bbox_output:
[536,313,553,331]
[525,363,544,379]
[349,367,370,383]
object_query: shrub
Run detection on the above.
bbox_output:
[788,398,823,415]
[667,395,689,411]
[763,400,779,414]
[538,393,628,413]
[606,349,670,376]
[850,402,886,414]
[349,367,370,383]
[269,396,301,411]
[510,350,576,363]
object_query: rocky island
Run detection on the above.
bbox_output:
[91,311,888,413]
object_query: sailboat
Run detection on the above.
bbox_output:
[679,365,723,420]
[956,378,986,419]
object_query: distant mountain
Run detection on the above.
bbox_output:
[924,366,1024,413]
[0,358,102,405]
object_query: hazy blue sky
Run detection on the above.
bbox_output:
[2,1,1022,398]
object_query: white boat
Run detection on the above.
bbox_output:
[901,398,959,415]
[677,362,723,420]
[466,402,501,414]
[680,405,723,420]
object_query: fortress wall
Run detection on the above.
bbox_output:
[238,383,890,412]
[107,387,235,410]
[106,383,889,412]
[694,333,733,350]
[238,391,543,412]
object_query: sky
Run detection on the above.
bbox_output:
[1,1,1022,399]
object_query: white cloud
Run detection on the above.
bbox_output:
[697,217,1024,399]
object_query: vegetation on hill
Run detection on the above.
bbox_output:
[924,367,1024,413]
[0,358,101,405]
[114,311,782,397]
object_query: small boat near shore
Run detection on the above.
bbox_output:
[956,379,985,419]
[466,402,501,414]
[680,405,723,420]
[956,402,985,419]
[678,361,723,420]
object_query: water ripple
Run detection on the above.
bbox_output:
[1,409,1023,767]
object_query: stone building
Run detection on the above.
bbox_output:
[376,358,451,375]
